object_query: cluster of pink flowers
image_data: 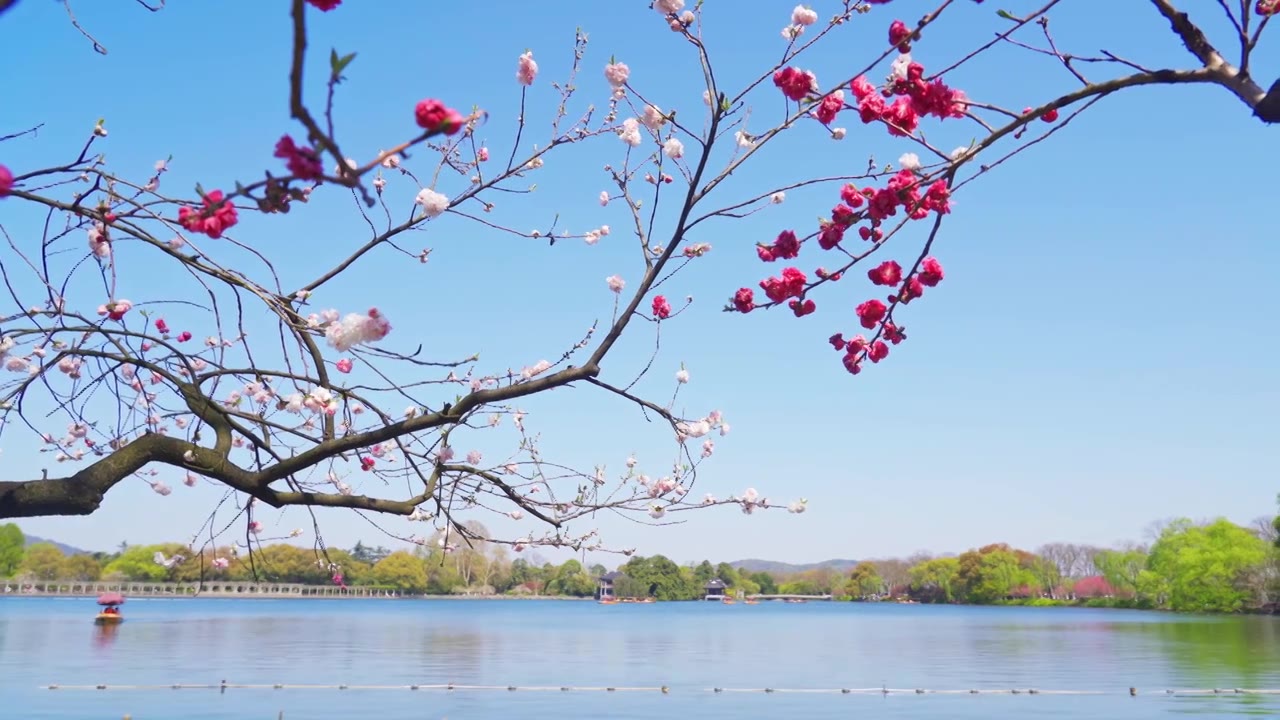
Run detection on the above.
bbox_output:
[1257,0,1279,15]
[177,190,239,239]
[323,308,392,352]
[414,99,464,136]
[0,164,12,197]
[274,135,324,180]
[516,51,538,86]
[652,295,672,319]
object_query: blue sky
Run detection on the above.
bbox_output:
[1,0,1276,567]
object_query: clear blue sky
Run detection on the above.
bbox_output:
[1,1,1276,567]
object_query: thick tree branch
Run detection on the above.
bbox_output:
[1148,0,1277,120]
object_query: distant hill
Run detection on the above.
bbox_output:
[730,558,859,574]
[22,534,91,557]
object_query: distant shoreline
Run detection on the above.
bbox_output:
[0,591,593,601]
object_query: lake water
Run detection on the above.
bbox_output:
[2,598,1278,719]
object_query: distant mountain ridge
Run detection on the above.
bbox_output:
[22,534,91,557]
[729,558,859,574]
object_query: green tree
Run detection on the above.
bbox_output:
[620,555,700,600]
[371,551,427,592]
[848,561,883,599]
[0,523,24,577]
[749,571,778,595]
[909,557,960,603]
[102,545,170,581]
[1140,518,1269,612]
[692,560,715,583]
[19,542,66,580]
[59,554,102,580]
[715,562,741,587]
[1094,548,1148,596]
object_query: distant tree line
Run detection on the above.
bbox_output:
[4,509,1277,611]
[803,516,1279,614]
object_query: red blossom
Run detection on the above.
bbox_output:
[855,299,887,329]
[652,295,672,319]
[732,288,756,313]
[0,164,14,198]
[867,340,890,363]
[274,135,324,180]
[176,331,192,342]
[889,20,912,52]
[306,0,341,11]
[867,261,903,286]
[817,223,844,250]
[757,230,801,261]
[789,298,816,317]
[760,267,807,303]
[839,184,866,209]
[414,99,464,135]
[883,322,907,345]
[814,94,843,124]
[772,67,813,102]
[918,257,945,286]
[178,190,239,239]
[1042,107,1060,122]
[155,318,169,334]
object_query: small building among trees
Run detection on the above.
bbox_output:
[704,578,727,601]
[597,571,624,600]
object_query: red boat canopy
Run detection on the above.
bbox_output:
[96,592,125,606]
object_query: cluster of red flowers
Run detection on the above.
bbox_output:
[178,190,239,239]
[730,19,991,374]
[274,135,324,180]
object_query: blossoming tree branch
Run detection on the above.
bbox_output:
[0,0,1275,562]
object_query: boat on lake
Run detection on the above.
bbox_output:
[94,592,125,625]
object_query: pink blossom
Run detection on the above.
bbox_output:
[97,299,133,321]
[655,0,684,14]
[184,473,198,487]
[617,118,643,146]
[0,164,12,198]
[604,62,630,88]
[516,51,538,86]
[521,360,552,379]
[211,557,230,570]
[675,368,689,383]
[641,104,666,130]
[478,147,489,162]
[599,191,610,206]
[249,520,263,534]
[324,308,392,352]
[792,5,818,25]
[336,358,353,373]
[663,138,684,158]
[466,450,483,465]
[152,482,171,496]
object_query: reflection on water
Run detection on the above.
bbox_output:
[1114,616,1280,687]
[92,622,119,651]
[2,598,1278,720]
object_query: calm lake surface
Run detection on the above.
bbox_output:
[2,598,1279,719]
